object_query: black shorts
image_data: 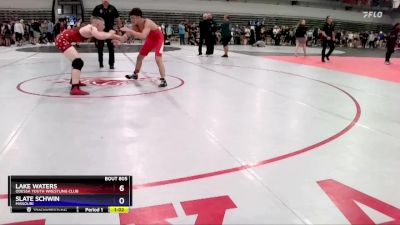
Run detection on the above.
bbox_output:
[221,36,232,47]
[15,33,23,41]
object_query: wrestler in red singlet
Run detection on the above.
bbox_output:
[55,28,87,52]
[121,8,167,88]
[138,22,164,57]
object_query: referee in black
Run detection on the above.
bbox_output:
[92,0,120,69]
[198,13,208,55]
[385,23,400,65]
[320,16,335,63]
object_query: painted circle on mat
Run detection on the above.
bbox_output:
[16,71,184,98]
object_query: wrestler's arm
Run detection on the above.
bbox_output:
[121,24,150,40]
[119,25,142,42]
[131,26,150,40]
[91,26,120,40]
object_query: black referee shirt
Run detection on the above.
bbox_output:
[387,30,399,45]
[322,23,335,39]
[92,4,119,31]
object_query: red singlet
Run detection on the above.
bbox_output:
[55,29,87,52]
[139,27,164,57]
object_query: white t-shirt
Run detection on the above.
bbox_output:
[14,23,24,34]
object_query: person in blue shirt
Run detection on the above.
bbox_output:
[178,22,185,45]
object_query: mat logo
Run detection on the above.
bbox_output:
[363,11,383,18]
[5,181,400,224]
[51,78,131,86]
[2,195,237,225]
[87,79,127,86]
[119,195,237,225]
[318,179,400,224]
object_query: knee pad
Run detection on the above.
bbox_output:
[72,58,84,70]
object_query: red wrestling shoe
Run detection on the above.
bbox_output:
[70,87,89,95]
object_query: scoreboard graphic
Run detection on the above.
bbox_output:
[8,176,132,213]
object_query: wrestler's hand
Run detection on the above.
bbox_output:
[109,30,116,34]
[112,39,122,46]
[120,27,132,34]
[116,34,129,43]
[112,34,123,41]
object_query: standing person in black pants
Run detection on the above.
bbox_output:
[320,16,335,63]
[198,13,208,55]
[92,0,120,69]
[206,13,217,55]
[385,23,400,65]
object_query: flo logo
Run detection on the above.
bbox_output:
[363,11,383,18]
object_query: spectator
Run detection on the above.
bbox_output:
[294,19,307,57]
[32,20,41,45]
[313,27,319,46]
[378,31,385,48]
[368,32,375,48]
[47,19,54,43]
[0,25,4,46]
[361,31,368,48]
[3,23,12,47]
[14,19,24,46]
[178,22,185,45]
[221,15,232,57]
[166,24,173,42]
